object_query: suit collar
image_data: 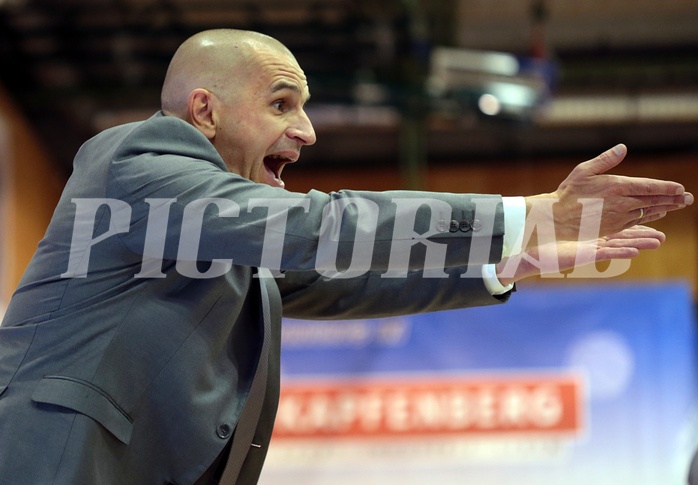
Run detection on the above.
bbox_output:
[113,111,228,173]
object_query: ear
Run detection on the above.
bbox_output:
[187,88,217,139]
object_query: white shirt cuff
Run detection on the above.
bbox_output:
[502,196,525,258]
[482,264,513,295]
[481,196,525,296]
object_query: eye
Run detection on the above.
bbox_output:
[272,99,286,112]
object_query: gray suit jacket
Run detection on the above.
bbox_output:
[0,113,507,484]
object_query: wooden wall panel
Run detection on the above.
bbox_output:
[0,86,64,303]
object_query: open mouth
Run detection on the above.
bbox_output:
[263,154,294,188]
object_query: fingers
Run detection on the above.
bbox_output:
[631,193,692,208]
[573,144,686,197]
[600,237,662,251]
[580,144,627,176]
[598,224,665,257]
[604,225,666,242]
[617,177,686,197]
[627,191,693,226]
[597,246,639,258]
[594,230,664,262]
[595,247,640,260]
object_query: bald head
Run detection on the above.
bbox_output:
[160,29,293,118]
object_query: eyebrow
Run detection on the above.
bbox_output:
[270,81,311,103]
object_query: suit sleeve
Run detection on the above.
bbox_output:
[276,266,511,320]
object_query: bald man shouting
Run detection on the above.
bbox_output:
[0,30,692,485]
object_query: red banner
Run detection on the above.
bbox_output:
[274,374,583,439]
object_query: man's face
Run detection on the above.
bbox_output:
[212,48,316,188]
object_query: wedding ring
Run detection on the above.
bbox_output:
[638,207,645,220]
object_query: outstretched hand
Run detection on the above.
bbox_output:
[525,144,694,241]
[496,225,666,285]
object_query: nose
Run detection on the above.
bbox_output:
[287,109,316,146]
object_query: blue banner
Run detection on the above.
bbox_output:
[261,282,697,485]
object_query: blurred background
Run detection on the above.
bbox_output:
[0,0,697,483]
